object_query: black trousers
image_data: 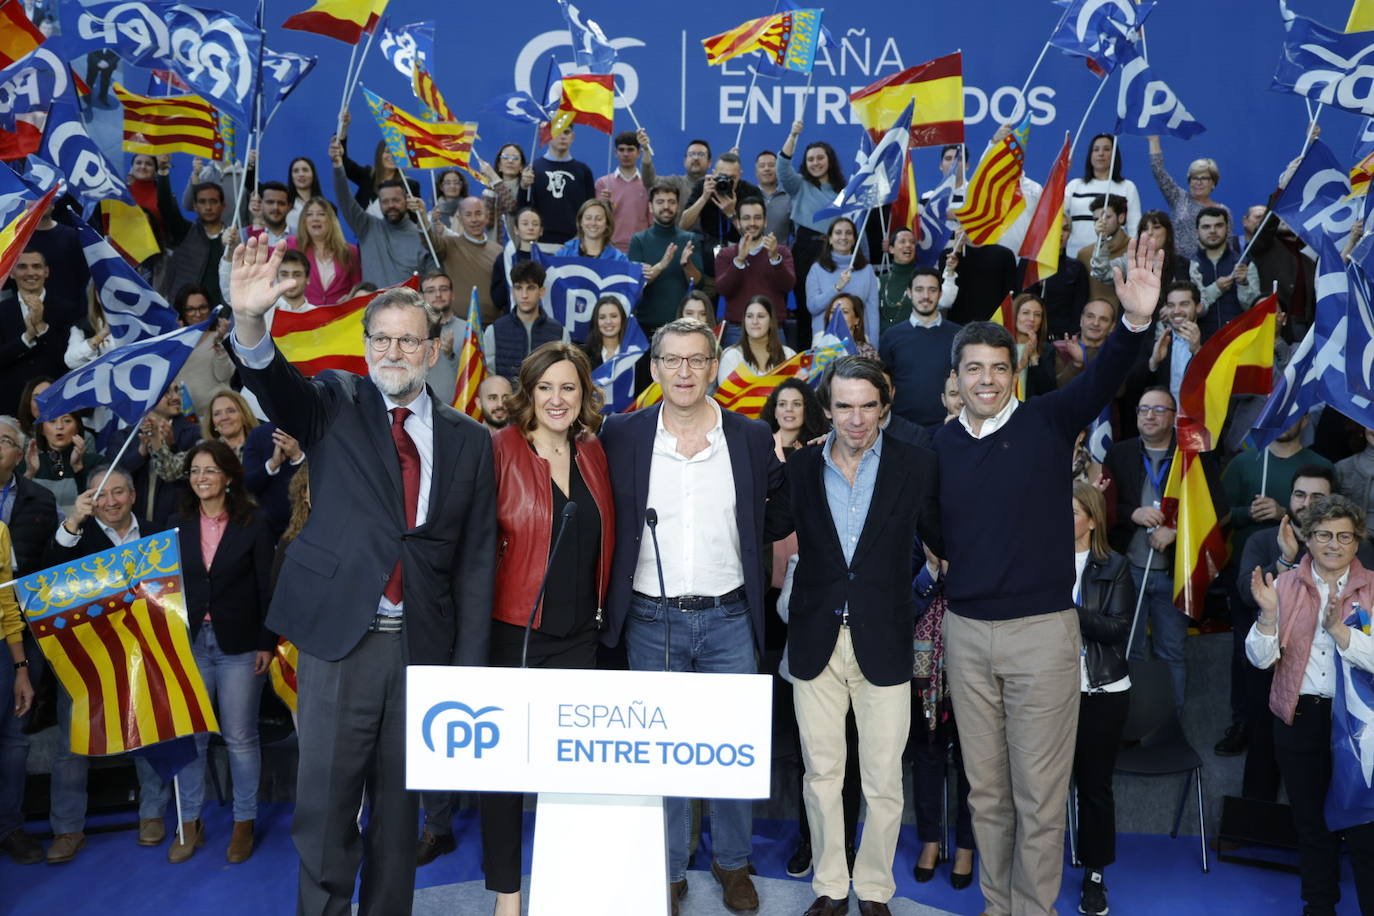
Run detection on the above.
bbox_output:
[904,699,974,850]
[1273,695,1374,915]
[478,620,599,894]
[1240,666,1281,800]
[1073,690,1130,870]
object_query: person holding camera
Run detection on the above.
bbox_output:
[680,151,763,262]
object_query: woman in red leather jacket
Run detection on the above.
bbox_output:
[482,341,615,916]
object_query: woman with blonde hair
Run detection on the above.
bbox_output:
[201,389,259,458]
[288,197,361,306]
[1147,136,1229,258]
[556,199,628,261]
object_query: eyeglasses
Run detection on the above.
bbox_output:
[498,154,522,162]
[655,354,713,370]
[182,305,211,315]
[1187,175,1213,183]
[1136,405,1176,415]
[1310,530,1358,545]
[366,334,432,354]
[188,467,224,477]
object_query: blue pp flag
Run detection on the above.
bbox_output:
[915,175,956,269]
[557,0,617,73]
[59,0,172,65]
[1274,0,1374,119]
[0,162,42,227]
[485,91,550,126]
[539,256,645,343]
[1270,140,1360,254]
[0,46,75,127]
[64,215,181,347]
[814,101,913,222]
[591,317,649,413]
[378,19,435,78]
[1326,604,1374,832]
[260,49,317,127]
[808,304,858,385]
[160,4,263,125]
[1050,0,1155,75]
[1248,238,1374,449]
[1086,404,1113,463]
[1114,57,1206,139]
[35,318,212,427]
[40,98,133,207]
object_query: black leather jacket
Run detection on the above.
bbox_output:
[1077,551,1132,690]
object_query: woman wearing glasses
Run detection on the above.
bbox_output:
[1146,136,1229,259]
[480,144,527,245]
[169,440,276,865]
[1248,494,1374,916]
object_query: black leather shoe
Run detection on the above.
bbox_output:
[786,837,812,877]
[803,897,849,916]
[951,868,974,890]
[1214,723,1247,757]
[913,852,938,883]
[415,830,455,866]
[858,902,892,916]
[0,830,42,865]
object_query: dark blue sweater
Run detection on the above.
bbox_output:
[933,323,1146,621]
[878,319,961,426]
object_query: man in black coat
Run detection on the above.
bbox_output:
[765,357,942,916]
[227,236,496,916]
[38,466,171,863]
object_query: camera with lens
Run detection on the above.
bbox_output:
[712,175,735,198]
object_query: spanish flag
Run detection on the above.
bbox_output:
[282,0,387,44]
[0,0,43,69]
[701,9,822,70]
[625,382,662,412]
[849,52,964,148]
[952,116,1030,246]
[1175,293,1278,453]
[891,149,920,234]
[1353,149,1374,197]
[0,186,58,288]
[1161,446,1226,618]
[714,350,812,418]
[16,532,219,756]
[100,199,160,266]
[1019,132,1072,286]
[272,276,420,376]
[551,74,615,136]
[362,87,476,170]
[115,85,224,161]
[453,290,486,419]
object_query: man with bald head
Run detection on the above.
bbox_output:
[425,197,503,325]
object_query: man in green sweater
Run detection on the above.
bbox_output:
[629,181,703,332]
[1217,415,1332,757]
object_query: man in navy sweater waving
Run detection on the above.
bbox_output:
[934,236,1162,916]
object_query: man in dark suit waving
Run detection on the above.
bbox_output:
[227,236,495,916]
[600,316,784,916]
[766,357,942,916]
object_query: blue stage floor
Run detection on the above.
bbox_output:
[1,802,1366,915]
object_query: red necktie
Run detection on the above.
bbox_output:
[384,407,420,605]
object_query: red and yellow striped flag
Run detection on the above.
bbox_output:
[16,532,218,755]
[891,149,920,234]
[0,186,58,288]
[849,52,964,148]
[1019,132,1072,286]
[452,289,486,419]
[272,276,420,376]
[714,350,812,418]
[282,0,387,44]
[702,12,791,65]
[269,638,298,715]
[952,118,1030,245]
[1161,446,1226,618]
[551,74,615,136]
[362,87,476,170]
[624,382,662,412]
[413,63,455,123]
[115,84,224,161]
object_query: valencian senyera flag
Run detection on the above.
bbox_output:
[114,85,224,161]
[953,115,1031,246]
[16,532,218,755]
[361,86,476,170]
[714,350,812,418]
[453,289,486,419]
[701,8,823,72]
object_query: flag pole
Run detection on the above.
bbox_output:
[1070,75,1112,156]
[1016,6,1069,109]
[413,170,442,269]
[733,63,762,152]
[338,27,380,136]
[1260,448,1270,497]
[173,774,185,846]
[1125,546,1157,657]
[1237,211,1273,266]
[879,206,890,271]
[91,420,145,503]
[801,69,816,124]
[336,41,361,137]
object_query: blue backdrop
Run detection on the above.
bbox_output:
[49,0,1374,235]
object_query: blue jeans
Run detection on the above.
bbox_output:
[176,626,263,822]
[51,686,171,833]
[0,656,29,839]
[1127,564,1189,707]
[624,593,756,881]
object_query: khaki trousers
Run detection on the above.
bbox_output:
[794,628,910,902]
[944,609,1081,916]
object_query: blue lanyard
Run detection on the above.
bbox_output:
[1142,451,1171,500]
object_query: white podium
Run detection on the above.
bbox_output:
[407,666,773,915]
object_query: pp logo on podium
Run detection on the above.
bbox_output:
[421,701,503,759]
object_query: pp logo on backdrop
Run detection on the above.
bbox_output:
[422,701,503,759]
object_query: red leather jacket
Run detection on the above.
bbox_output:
[491,424,615,629]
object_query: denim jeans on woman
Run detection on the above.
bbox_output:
[176,626,264,822]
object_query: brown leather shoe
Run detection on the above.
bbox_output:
[669,879,687,916]
[167,819,203,864]
[711,861,759,912]
[45,832,84,864]
[137,818,165,847]
[858,902,892,916]
[226,819,254,863]
[803,897,849,916]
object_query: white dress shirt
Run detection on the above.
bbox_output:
[55,515,142,548]
[232,327,435,615]
[1245,567,1374,693]
[632,400,744,598]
